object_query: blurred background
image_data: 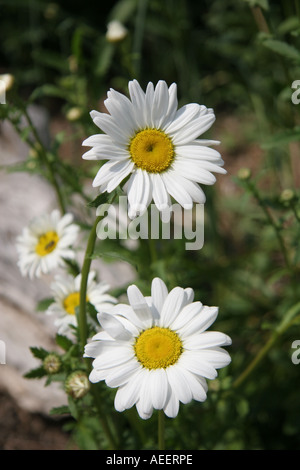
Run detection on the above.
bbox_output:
[1,0,300,450]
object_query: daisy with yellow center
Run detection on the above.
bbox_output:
[16,210,79,279]
[82,80,226,218]
[47,271,117,335]
[84,277,231,420]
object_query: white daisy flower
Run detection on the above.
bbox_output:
[82,80,226,219]
[84,277,231,420]
[16,210,79,279]
[47,271,117,335]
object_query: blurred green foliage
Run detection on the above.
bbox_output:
[1,0,300,450]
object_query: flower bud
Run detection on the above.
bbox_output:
[65,371,90,399]
[0,74,14,93]
[106,20,128,43]
[280,188,296,204]
[237,167,251,181]
[66,107,82,121]
[43,353,61,374]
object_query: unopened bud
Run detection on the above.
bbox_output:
[66,107,82,121]
[237,167,251,181]
[106,20,128,43]
[43,353,61,374]
[65,371,90,399]
[280,188,296,203]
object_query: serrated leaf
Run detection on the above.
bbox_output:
[55,334,74,352]
[29,346,49,360]
[24,366,47,379]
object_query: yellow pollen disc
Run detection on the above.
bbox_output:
[35,231,59,256]
[129,129,174,173]
[134,326,183,370]
[63,292,89,315]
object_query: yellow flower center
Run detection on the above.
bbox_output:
[134,326,183,369]
[35,231,59,256]
[63,292,88,315]
[129,129,174,173]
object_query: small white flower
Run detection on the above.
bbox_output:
[0,73,14,92]
[16,210,79,279]
[82,79,226,218]
[84,277,231,420]
[106,20,128,43]
[47,271,117,335]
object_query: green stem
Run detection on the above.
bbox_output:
[247,181,291,270]
[233,301,300,389]
[158,410,165,450]
[78,214,102,352]
[79,205,119,450]
[90,383,119,450]
[21,106,66,214]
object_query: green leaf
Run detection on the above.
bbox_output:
[87,191,110,208]
[261,127,300,148]
[24,366,47,379]
[55,334,74,352]
[91,249,139,271]
[68,396,79,420]
[49,405,70,416]
[36,297,54,312]
[30,84,68,102]
[29,346,49,360]
[262,38,300,62]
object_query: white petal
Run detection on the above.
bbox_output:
[104,89,136,135]
[98,312,133,341]
[90,110,128,146]
[136,370,154,419]
[82,133,112,147]
[189,348,232,369]
[171,301,203,331]
[89,368,108,383]
[105,360,141,388]
[151,173,171,211]
[92,344,134,369]
[172,160,217,185]
[127,284,153,326]
[166,366,193,404]
[164,103,201,135]
[144,82,155,126]
[128,79,147,128]
[149,369,169,409]
[106,160,134,193]
[151,277,169,317]
[161,82,178,128]
[160,287,188,327]
[161,170,193,209]
[92,160,130,188]
[163,390,180,418]
[178,353,218,380]
[172,113,216,146]
[127,170,151,218]
[178,306,219,338]
[114,369,144,411]
[151,80,169,128]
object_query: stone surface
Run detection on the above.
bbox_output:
[0,106,135,414]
